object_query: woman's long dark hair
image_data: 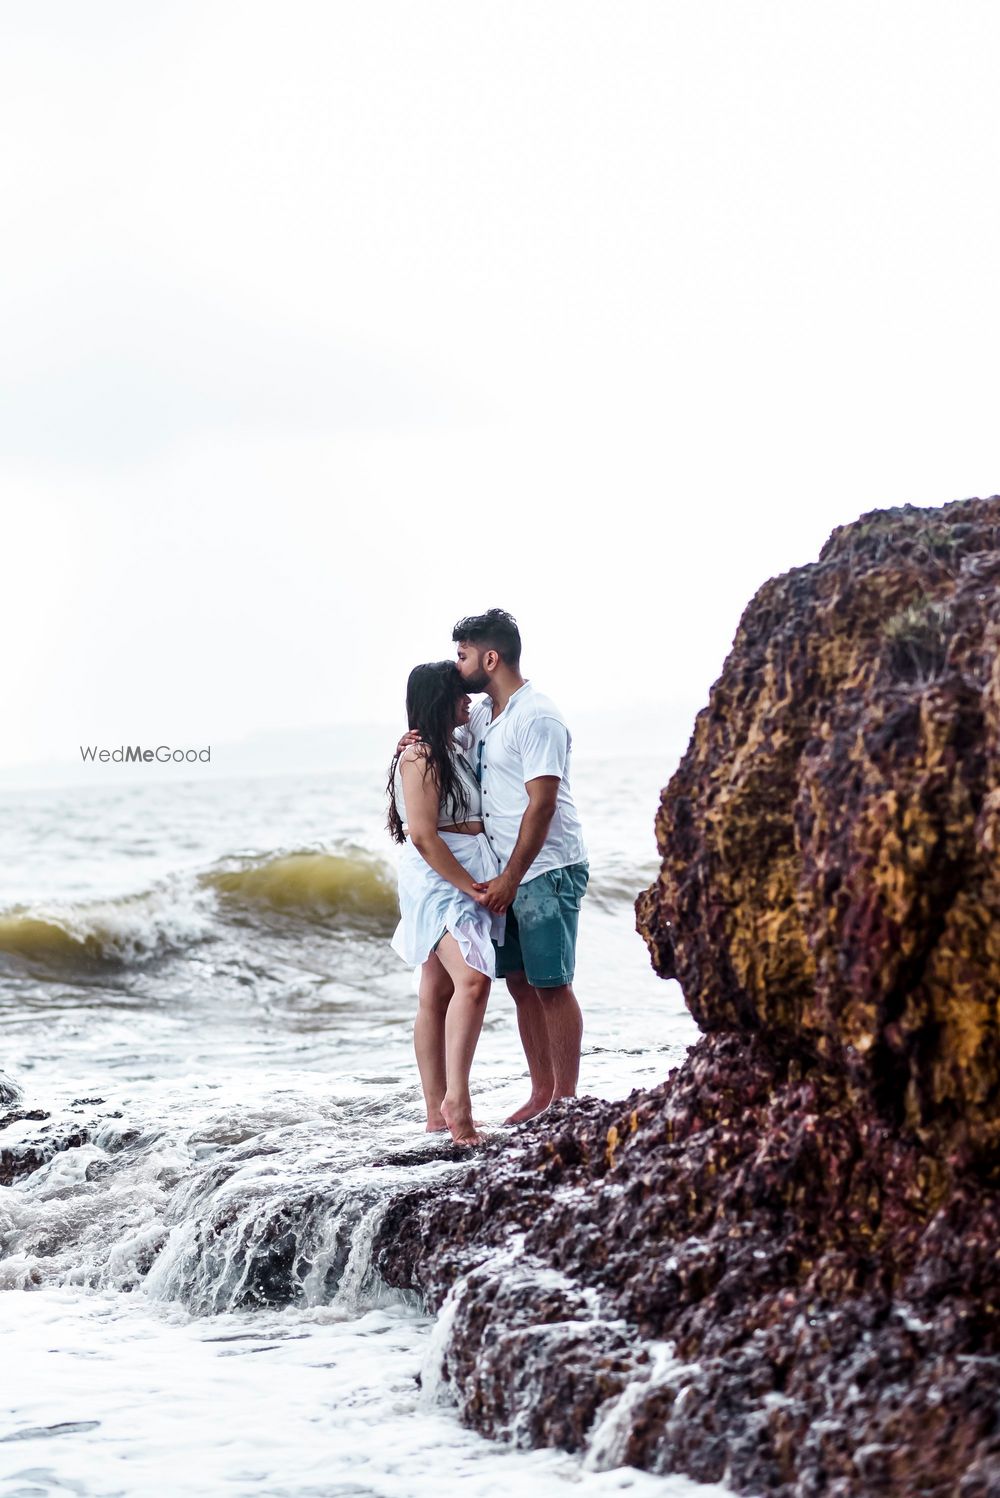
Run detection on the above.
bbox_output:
[386,662,471,844]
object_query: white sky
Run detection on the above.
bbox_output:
[3,1,1000,773]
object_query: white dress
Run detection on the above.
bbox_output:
[390,749,506,978]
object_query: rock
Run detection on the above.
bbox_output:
[377,1038,1000,1493]
[0,1114,89,1187]
[638,494,1000,1163]
[0,1098,134,1188]
[0,1072,22,1108]
[373,496,1000,1495]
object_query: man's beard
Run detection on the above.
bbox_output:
[461,669,490,692]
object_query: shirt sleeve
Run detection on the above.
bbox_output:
[517,714,569,783]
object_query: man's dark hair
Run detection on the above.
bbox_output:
[451,608,522,667]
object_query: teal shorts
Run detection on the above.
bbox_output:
[494,861,589,988]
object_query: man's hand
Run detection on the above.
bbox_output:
[396,729,422,755]
[473,872,518,914]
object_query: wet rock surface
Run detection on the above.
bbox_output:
[376,1038,1000,1493]
[0,1071,22,1108]
[0,1097,128,1188]
[0,1111,89,1187]
[375,497,1000,1495]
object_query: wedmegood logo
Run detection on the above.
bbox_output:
[79,746,212,764]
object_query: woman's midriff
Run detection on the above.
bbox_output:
[440,821,486,835]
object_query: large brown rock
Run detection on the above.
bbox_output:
[638,494,1000,1161]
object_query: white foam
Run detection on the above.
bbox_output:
[15,873,219,967]
[0,1290,726,1497]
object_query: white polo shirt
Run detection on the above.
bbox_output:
[464,682,587,884]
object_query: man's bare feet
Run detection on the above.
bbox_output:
[441,1095,483,1147]
[503,1091,553,1126]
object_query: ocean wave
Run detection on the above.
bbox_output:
[0,848,400,976]
[0,842,637,980]
[0,882,216,973]
[201,848,399,926]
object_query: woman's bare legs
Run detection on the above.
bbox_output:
[414,951,452,1131]
[433,933,490,1145]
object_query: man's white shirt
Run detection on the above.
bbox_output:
[462,681,587,884]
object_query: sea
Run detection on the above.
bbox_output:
[0,753,728,1498]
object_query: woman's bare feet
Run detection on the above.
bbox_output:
[503,1090,552,1125]
[441,1095,483,1146]
[426,1114,483,1133]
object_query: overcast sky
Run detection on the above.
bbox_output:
[3,1,999,776]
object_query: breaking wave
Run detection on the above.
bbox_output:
[201,848,398,924]
[0,848,399,975]
[0,835,646,982]
[0,881,216,973]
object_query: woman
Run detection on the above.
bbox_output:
[387,662,504,1146]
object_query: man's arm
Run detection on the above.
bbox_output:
[476,776,559,913]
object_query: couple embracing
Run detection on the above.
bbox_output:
[387,609,588,1146]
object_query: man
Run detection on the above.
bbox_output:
[452,608,589,1124]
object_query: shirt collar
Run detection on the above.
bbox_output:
[487,679,530,727]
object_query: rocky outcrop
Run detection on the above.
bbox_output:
[375,496,1000,1495]
[638,495,1000,1164]
[378,1038,1000,1492]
